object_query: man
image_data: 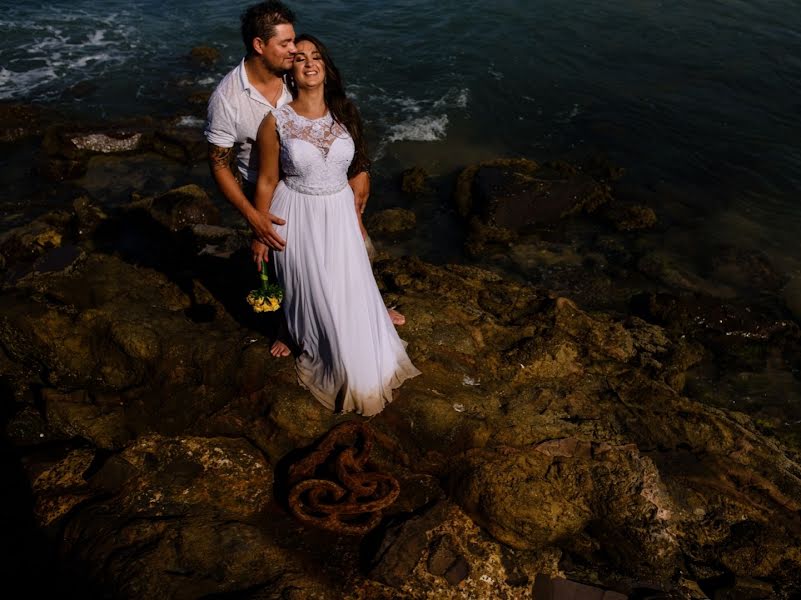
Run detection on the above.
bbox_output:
[204,2,400,356]
[206,1,370,246]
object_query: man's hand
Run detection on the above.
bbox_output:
[251,239,269,268]
[248,209,286,251]
[349,171,370,215]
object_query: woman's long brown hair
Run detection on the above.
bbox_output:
[286,33,371,177]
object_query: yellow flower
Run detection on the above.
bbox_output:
[246,261,283,314]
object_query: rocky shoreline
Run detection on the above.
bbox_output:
[2,100,801,599]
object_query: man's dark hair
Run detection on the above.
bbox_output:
[241,1,296,56]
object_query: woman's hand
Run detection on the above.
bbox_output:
[251,239,269,269]
[356,211,368,240]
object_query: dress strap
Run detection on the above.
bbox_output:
[272,104,292,139]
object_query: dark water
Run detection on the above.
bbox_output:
[2,3,801,324]
[2,0,800,270]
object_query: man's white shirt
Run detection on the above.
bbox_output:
[204,59,293,184]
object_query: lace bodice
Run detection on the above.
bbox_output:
[274,104,355,195]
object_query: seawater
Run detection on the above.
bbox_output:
[1,0,800,275]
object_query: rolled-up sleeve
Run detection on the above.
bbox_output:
[204,91,236,148]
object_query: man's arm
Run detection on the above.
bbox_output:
[207,143,259,224]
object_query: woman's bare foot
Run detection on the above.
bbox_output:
[270,339,291,357]
[387,308,405,326]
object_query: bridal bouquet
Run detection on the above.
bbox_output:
[246,261,283,313]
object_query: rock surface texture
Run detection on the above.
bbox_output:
[2,180,800,599]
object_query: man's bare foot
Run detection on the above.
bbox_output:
[270,340,291,357]
[387,308,405,326]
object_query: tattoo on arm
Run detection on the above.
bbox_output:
[208,144,234,172]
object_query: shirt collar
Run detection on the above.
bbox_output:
[238,58,290,108]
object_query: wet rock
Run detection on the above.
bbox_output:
[32,244,85,275]
[53,435,293,598]
[533,575,628,600]
[5,405,61,446]
[102,435,271,517]
[37,155,88,181]
[151,126,207,164]
[368,502,451,587]
[707,246,784,292]
[784,276,801,324]
[30,448,96,527]
[605,202,657,231]
[0,211,71,270]
[42,126,144,158]
[454,158,621,290]
[187,90,211,106]
[401,166,430,194]
[426,534,460,577]
[43,388,129,449]
[581,154,627,182]
[189,46,221,66]
[38,126,144,181]
[638,252,737,298]
[477,166,598,226]
[70,131,143,154]
[364,499,560,598]
[711,577,775,600]
[425,535,471,585]
[150,184,220,231]
[72,196,108,239]
[454,158,539,218]
[0,253,271,433]
[449,439,679,582]
[366,207,417,235]
[463,216,518,259]
[3,206,801,596]
[0,101,60,142]
[455,158,612,228]
[631,291,800,356]
[192,224,249,259]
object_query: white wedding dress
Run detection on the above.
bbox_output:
[269,104,421,416]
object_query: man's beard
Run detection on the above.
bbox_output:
[260,55,289,77]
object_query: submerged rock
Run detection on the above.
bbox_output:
[366,207,417,236]
[0,101,62,143]
[189,46,221,66]
[400,166,431,194]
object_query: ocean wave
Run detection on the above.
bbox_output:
[386,115,449,143]
[0,7,139,100]
[0,65,57,100]
[433,87,469,110]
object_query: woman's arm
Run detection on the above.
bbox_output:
[251,113,286,252]
[349,171,370,216]
[345,100,371,215]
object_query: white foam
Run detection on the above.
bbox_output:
[387,114,449,143]
[488,65,504,80]
[86,29,106,44]
[175,115,205,128]
[433,87,469,109]
[1,7,138,100]
[0,65,57,99]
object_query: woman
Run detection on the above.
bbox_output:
[252,34,421,416]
